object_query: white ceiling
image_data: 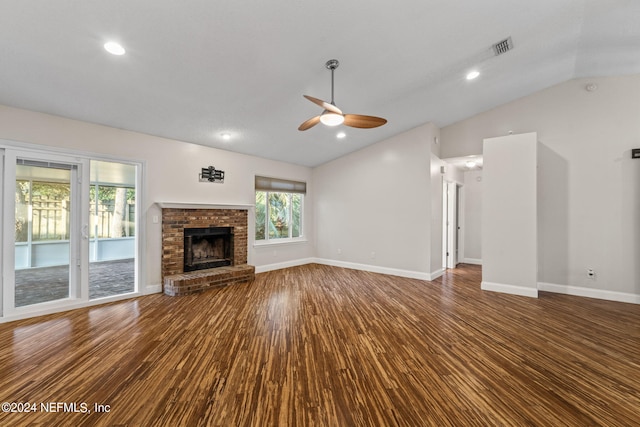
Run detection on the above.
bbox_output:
[1,1,639,167]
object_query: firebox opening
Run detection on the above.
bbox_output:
[184,227,233,272]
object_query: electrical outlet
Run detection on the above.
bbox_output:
[587,268,595,279]
[370,251,376,259]
[337,248,342,255]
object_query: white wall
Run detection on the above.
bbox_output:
[0,105,315,291]
[462,169,482,263]
[482,133,538,297]
[313,123,440,279]
[441,74,640,301]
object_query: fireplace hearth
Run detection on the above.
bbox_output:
[184,227,233,272]
[160,205,254,296]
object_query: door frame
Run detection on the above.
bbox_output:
[0,141,145,322]
[443,180,463,270]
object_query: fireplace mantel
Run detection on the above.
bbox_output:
[157,202,253,210]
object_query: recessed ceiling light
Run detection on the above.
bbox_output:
[465,161,477,168]
[466,70,480,80]
[336,132,346,139]
[221,132,231,141]
[104,41,125,55]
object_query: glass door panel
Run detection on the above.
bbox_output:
[14,161,75,307]
[88,160,137,299]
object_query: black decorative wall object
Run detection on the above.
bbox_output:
[199,166,225,183]
[632,149,640,159]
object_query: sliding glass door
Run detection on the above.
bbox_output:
[1,149,140,319]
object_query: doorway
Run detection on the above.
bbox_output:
[442,181,462,269]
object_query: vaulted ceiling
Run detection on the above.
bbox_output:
[1,1,639,167]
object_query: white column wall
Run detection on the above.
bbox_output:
[481,132,538,297]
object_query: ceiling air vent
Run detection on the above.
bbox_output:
[492,37,513,56]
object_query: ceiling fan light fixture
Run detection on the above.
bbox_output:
[320,112,344,126]
[298,59,386,131]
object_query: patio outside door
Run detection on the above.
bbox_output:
[2,148,140,321]
[3,151,84,314]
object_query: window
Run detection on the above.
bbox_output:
[255,176,305,242]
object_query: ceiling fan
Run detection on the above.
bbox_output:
[298,59,387,131]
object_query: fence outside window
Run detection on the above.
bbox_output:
[15,182,135,242]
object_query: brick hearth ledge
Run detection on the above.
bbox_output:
[158,202,254,296]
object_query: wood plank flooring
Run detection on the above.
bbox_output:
[0,263,638,426]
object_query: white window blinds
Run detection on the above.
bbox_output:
[255,176,306,194]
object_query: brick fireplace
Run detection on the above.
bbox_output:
[160,204,255,296]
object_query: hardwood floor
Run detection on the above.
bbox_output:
[0,264,638,426]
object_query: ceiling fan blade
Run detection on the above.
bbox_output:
[303,95,343,115]
[298,115,321,131]
[343,114,387,129]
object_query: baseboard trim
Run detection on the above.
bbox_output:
[481,281,539,298]
[462,258,482,265]
[145,284,162,295]
[538,282,640,305]
[429,268,445,281]
[312,258,432,281]
[256,257,443,281]
[255,258,316,274]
